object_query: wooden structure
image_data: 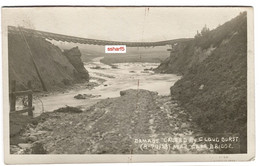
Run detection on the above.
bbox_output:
[9,80,34,117]
[8,26,192,47]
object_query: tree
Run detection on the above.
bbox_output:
[194,25,210,39]
[201,25,210,36]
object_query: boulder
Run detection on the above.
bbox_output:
[63,47,89,80]
[74,94,101,99]
[74,94,86,99]
[18,143,32,149]
[28,135,38,142]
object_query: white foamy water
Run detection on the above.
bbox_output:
[32,57,181,116]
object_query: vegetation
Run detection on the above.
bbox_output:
[162,12,248,153]
[194,12,247,50]
[194,25,210,39]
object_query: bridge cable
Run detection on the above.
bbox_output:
[18,27,48,92]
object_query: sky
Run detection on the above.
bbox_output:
[3,7,245,42]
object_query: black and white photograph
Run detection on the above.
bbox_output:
[2,7,254,163]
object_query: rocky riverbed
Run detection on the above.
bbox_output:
[10,89,213,154]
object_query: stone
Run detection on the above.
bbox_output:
[29,128,36,133]
[10,145,20,152]
[31,130,48,136]
[120,91,126,96]
[181,123,189,129]
[74,94,86,99]
[18,143,32,149]
[31,142,47,154]
[28,135,38,142]
[74,94,101,99]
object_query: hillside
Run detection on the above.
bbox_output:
[156,12,247,75]
[8,33,89,91]
[157,12,247,153]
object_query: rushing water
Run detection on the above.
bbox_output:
[31,57,181,116]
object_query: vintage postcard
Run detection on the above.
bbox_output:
[2,7,254,164]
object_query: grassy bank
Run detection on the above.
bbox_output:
[159,12,248,153]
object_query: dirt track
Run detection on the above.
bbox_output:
[12,89,213,154]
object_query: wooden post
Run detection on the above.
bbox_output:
[10,80,16,112]
[27,81,33,117]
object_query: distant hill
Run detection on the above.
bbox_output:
[100,46,171,65]
[54,41,171,64]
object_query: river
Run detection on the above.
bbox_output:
[32,57,181,116]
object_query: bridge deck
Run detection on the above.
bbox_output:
[8,26,192,47]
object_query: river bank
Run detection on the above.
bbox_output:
[10,57,184,154]
[10,56,242,154]
[10,89,213,154]
[26,57,181,117]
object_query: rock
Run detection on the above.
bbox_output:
[74,94,86,99]
[10,145,21,154]
[141,71,149,73]
[32,142,47,154]
[24,137,33,143]
[31,130,48,137]
[28,135,38,142]
[120,91,126,96]
[111,65,118,69]
[53,106,83,113]
[181,123,190,129]
[199,84,204,90]
[37,130,48,134]
[90,65,102,69]
[63,47,89,80]
[29,128,36,133]
[74,94,101,99]
[18,143,32,149]
[86,82,99,89]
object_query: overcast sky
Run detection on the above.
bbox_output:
[3,7,245,42]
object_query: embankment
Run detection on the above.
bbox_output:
[8,33,89,91]
[157,12,247,152]
[11,89,210,154]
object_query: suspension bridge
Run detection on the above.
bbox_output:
[8,26,191,47]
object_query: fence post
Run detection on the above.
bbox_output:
[27,81,33,117]
[10,80,16,112]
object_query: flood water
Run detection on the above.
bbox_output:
[32,57,181,116]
